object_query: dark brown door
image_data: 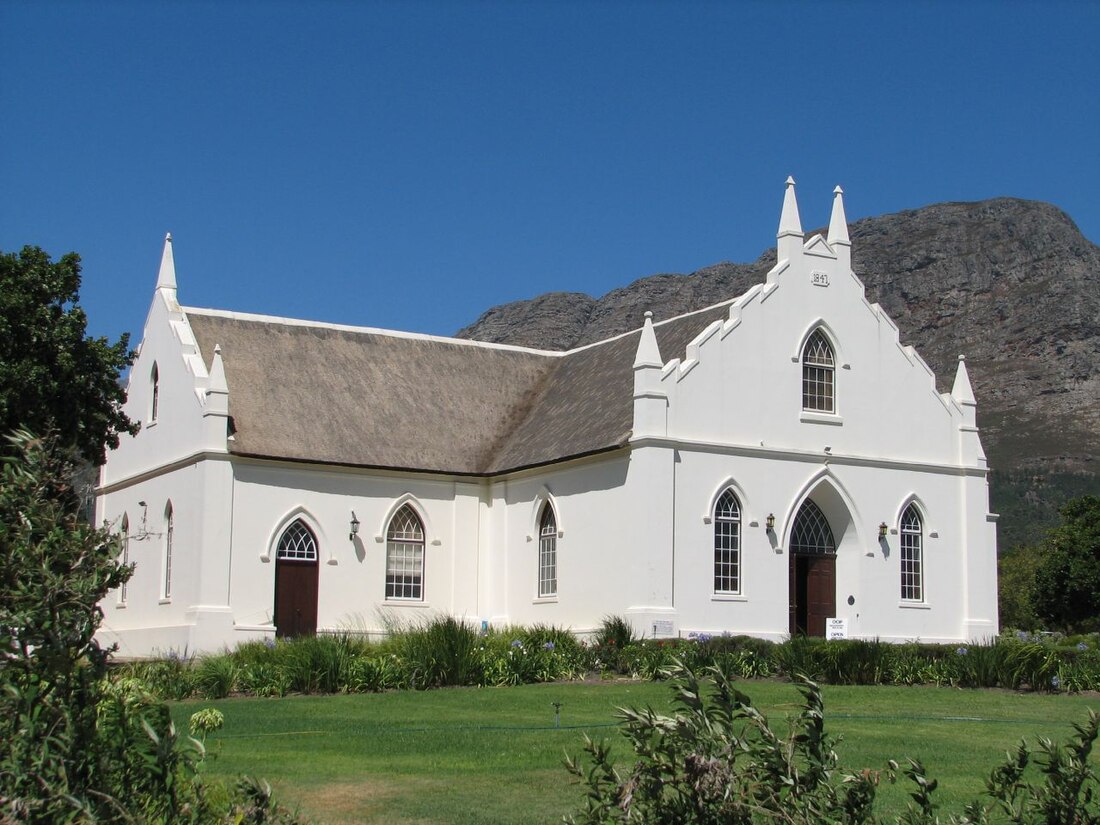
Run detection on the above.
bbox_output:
[274,557,318,638]
[789,554,836,637]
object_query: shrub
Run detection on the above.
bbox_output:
[566,658,1100,825]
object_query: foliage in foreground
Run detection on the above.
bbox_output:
[116,621,1100,701]
[0,247,137,466]
[565,659,1100,825]
[0,432,303,823]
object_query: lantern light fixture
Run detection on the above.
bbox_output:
[878,522,888,539]
[766,513,776,532]
[349,512,361,541]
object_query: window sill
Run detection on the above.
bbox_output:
[145,420,158,429]
[115,602,127,609]
[898,601,930,610]
[533,596,559,604]
[712,594,747,602]
[158,598,172,605]
[383,599,430,608]
[800,411,843,426]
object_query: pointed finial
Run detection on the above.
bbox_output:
[208,343,228,394]
[828,184,850,247]
[952,353,976,405]
[633,311,662,369]
[778,176,802,239]
[156,232,177,292]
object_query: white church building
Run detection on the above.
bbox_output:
[95,180,999,656]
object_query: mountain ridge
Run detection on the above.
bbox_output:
[456,197,1100,485]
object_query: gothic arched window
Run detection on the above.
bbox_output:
[276,519,318,561]
[538,503,557,598]
[714,489,741,594]
[900,504,924,601]
[789,499,836,555]
[801,330,835,413]
[386,505,425,600]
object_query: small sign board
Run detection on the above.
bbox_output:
[811,271,830,287]
[652,620,674,637]
[826,618,848,640]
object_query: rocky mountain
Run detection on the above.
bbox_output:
[457,198,1100,547]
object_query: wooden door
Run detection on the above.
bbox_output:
[274,558,318,638]
[804,555,836,638]
[789,554,836,637]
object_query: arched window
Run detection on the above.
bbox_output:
[386,504,425,600]
[119,514,130,604]
[714,489,741,594]
[900,504,924,601]
[276,519,318,561]
[538,503,557,597]
[790,499,836,554]
[162,502,174,599]
[801,330,835,413]
[150,363,160,423]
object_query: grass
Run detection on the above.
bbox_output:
[172,679,1099,825]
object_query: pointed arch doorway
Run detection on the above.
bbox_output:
[274,519,319,638]
[788,499,837,637]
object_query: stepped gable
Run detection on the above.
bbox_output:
[457,197,1100,471]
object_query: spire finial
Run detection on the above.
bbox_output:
[828,184,850,248]
[778,176,802,239]
[156,232,177,292]
[208,343,228,394]
[633,311,662,369]
[952,353,976,406]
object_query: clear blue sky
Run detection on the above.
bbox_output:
[2,1,1097,348]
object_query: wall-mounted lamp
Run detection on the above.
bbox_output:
[349,512,360,541]
[766,513,776,532]
[878,522,888,539]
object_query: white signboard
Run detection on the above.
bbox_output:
[826,618,848,640]
[652,620,674,637]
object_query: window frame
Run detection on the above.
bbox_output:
[801,330,836,414]
[119,514,130,605]
[162,502,174,601]
[713,489,742,595]
[275,518,319,562]
[899,504,924,602]
[150,362,160,424]
[537,503,558,598]
[386,504,425,601]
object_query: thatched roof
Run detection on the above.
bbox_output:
[186,302,733,475]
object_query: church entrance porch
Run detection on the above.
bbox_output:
[787,497,838,637]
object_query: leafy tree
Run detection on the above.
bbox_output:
[0,246,138,466]
[0,431,304,823]
[998,542,1043,630]
[1032,496,1100,632]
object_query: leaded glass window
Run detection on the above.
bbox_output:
[150,363,160,423]
[276,519,318,561]
[789,499,836,555]
[386,504,424,600]
[802,330,835,413]
[538,504,557,598]
[900,504,924,601]
[120,514,129,603]
[163,502,174,599]
[714,489,741,594]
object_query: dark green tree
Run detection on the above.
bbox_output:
[0,430,130,820]
[1032,496,1100,632]
[0,246,138,466]
[998,542,1044,630]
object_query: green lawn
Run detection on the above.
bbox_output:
[172,680,1098,825]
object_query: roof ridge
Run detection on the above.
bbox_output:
[181,306,566,356]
